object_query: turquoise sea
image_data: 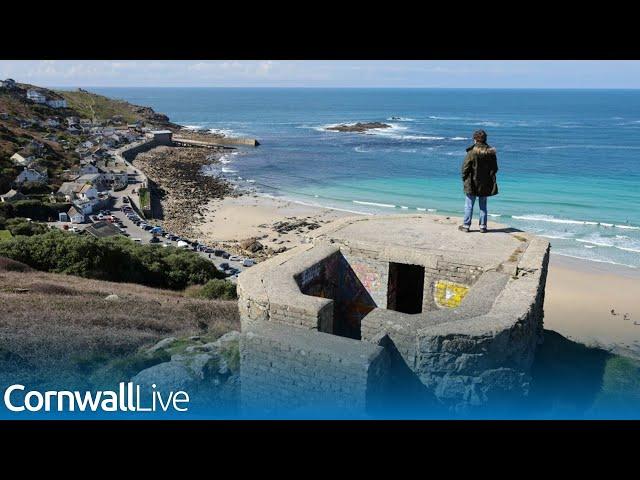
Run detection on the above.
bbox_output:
[92,88,640,269]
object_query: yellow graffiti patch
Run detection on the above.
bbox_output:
[434,280,469,308]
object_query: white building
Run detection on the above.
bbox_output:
[16,166,48,184]
[10,152,33,166]
[67,206,85,223]
[73,199,95,215]
[47,99,67,109]
[78,184,98,201]
[27,89,47,104]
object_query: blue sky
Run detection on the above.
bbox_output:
[1,60,639,88]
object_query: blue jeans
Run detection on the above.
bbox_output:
[463,194,488,227]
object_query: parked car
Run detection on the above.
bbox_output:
[221,252,230,259]
[132,238,142,242]
[229,255,241,262]
[122,197,129,203]
[219,262,230,270]
[243,259,255,267]
[149,236,160,244]
[214,250,224,257]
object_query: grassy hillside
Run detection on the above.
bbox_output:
[56,88,178,127]
[0,258,239,391]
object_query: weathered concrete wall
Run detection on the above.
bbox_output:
[237,215,551,415]
[119,139,157,162]
[239,320,389,417]
[173,136,260,147]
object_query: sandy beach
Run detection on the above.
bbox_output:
[544,254,640,358]
[196,193,352,255]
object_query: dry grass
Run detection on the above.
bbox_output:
[0,262,239,389]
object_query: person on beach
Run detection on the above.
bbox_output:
[458,129,499,233]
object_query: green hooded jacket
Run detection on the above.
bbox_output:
[461,142,499,197]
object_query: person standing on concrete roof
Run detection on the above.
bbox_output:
[458,129,499,233]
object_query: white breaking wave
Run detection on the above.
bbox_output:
[400,135,445,141]
[450,137,468,141]
[387,117,415,121]
[511,214,639,230]
[219,151,239,164]
[576,234,640,253]
[553,252,637,269]
[353,200,396,208]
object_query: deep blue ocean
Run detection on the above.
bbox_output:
[91,88,640,268]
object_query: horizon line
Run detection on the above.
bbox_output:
[47,85,640,90]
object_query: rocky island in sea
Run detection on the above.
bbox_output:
[326,121,391,133]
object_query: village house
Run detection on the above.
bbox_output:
[79,163,100,175]
[45,118,60,128]
[78,183,98,201]
[57,182,85,202]
[66,116,80,127]
[102,135,120,148]
[0,189,27,203]
[46,98,67,109]
[89,145,110,158]
[15,165,48,185]
[26,89,47,104]
[1,78,16,89]
[10,151,35,166]
[72,199,95,215]
[67,206,85,224]
[75,173,105,188]
[101,167,129,189]
[67,125,82,134]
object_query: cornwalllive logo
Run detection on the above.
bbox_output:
[3,383,190,414]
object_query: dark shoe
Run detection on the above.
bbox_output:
[480,226,488,233]
[458,225,470,233]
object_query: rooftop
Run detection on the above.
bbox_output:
[85,221,122,238]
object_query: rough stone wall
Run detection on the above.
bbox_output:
[414,240,550,412]
[239,321,389,417]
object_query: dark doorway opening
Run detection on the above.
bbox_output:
[387,263,425,314]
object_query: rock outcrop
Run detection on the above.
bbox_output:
[326,122,391,133]
[131,331,241,413]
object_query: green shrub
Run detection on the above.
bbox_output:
[186,278,237,300]
[3,199,70,221]
[0,229,224,290]
[5,217,48,237]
